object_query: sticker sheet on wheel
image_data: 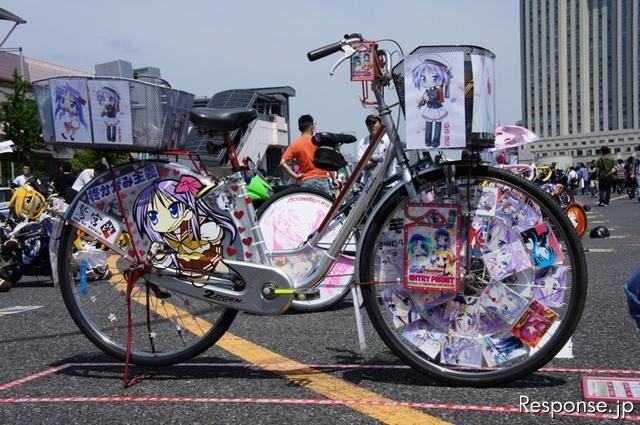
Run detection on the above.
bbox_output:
[377,180,575,368]
[68,161,244,275]
[403,203,461,292]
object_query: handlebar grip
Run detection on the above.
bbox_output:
[307,41,343,61]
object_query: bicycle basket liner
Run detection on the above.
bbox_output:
[392,45,495,149]
[33,76,194,152]
[314,146,347,171]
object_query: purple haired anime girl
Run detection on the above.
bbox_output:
[134,176,236,274]
[54,83,88,141]
[412,60,451,148]
[96,86,121,142]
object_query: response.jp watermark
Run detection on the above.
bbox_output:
[519,395,634,419]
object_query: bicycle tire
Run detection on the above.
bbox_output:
[359,164,587,386]
[256,186,355,312]
[58,221,237,367]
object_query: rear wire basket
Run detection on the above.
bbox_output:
[33,76,194,152]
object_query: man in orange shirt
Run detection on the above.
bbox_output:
[280,114,333,195]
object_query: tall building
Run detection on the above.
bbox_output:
[520,0,640,164]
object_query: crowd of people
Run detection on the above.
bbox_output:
[536,146,640,207]
[9,160,107,203]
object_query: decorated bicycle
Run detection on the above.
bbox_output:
[33,33,586,387]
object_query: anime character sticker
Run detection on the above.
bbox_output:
[483,241,532,281]
[521,223,564,268]
[381,285,420,328]
[404,203,461,292]
[495,191,541,232]
[407,233,432,273]
[51,79,91,143]
[483,332,528,367]
[88,80,133,145]
[502,268,535,298]
[480,282,529,324]
[442,336,484,367]
[449,295,508,336]
[485,218,520,252]
[134,175,236,275]
[533,266,567,308]
[512,300,558,347]
[401,319,445,359]
[467,216,489,257]
[404,52,465,149]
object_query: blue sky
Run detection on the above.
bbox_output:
[1,0,522,141]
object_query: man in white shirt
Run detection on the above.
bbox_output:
[356,115,397,181]
[11,163,41,191]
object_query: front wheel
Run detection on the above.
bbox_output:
[58,224,237,367]
[359,164,587,386]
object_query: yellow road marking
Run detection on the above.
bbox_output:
[104,257,448,424]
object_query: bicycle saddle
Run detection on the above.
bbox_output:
[313,132,358,147]
[190,108,257,132]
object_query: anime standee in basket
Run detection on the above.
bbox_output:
[134,175,236,275]
[53,83,88,141]
[412,59,452,148]
[96,86,120,142]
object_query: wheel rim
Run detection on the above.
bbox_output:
[59,225,236,364]
[361,166,586,385]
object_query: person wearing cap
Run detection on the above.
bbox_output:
[356,114,397,182]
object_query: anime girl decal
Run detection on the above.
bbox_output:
[54,83,88,141]
[521,223,564,268]
[134,176,236,274]
[407,233,432,273]
[96,87,121,142]
[412,60,451,148]
[483,333,528,367]
[480,282,528,324]
[433,228,451,251]
[483,241,532,281]
[381,285,420,328]
[468,216,488,257]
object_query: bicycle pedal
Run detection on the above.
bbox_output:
[272,287,321,301]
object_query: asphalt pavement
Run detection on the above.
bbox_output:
[1,193,640,424]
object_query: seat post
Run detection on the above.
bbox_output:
[224,132,241,172]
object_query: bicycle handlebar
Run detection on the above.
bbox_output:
[306,33,363,61]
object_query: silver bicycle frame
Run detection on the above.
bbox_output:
[252,81,419,290]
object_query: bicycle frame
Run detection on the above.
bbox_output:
[253,85,418,292]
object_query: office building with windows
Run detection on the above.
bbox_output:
[520,0,640,164]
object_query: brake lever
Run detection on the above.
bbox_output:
[329,44,356,76]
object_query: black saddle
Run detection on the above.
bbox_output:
[190,107,257,132]
[312,132,358,148]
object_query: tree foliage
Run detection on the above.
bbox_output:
[0,70,43,158]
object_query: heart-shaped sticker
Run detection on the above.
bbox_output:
[238,226,246,233]
[233,211,244,219]
[160,168,169,177]
[242,237,253,246]
[245,252,253,259]
[226,247,237,256]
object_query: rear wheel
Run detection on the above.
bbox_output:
[257,187,355,312]
[58,224,237,367]
[360,164,587,386]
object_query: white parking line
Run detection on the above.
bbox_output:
[587,248,614,253]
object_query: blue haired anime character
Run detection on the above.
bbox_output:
[522,225,557,268]
[407,233,432,272]
[54,83,88,141]
[134,175,237,275]
[412,59,451,148]
[96,86,121,142]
